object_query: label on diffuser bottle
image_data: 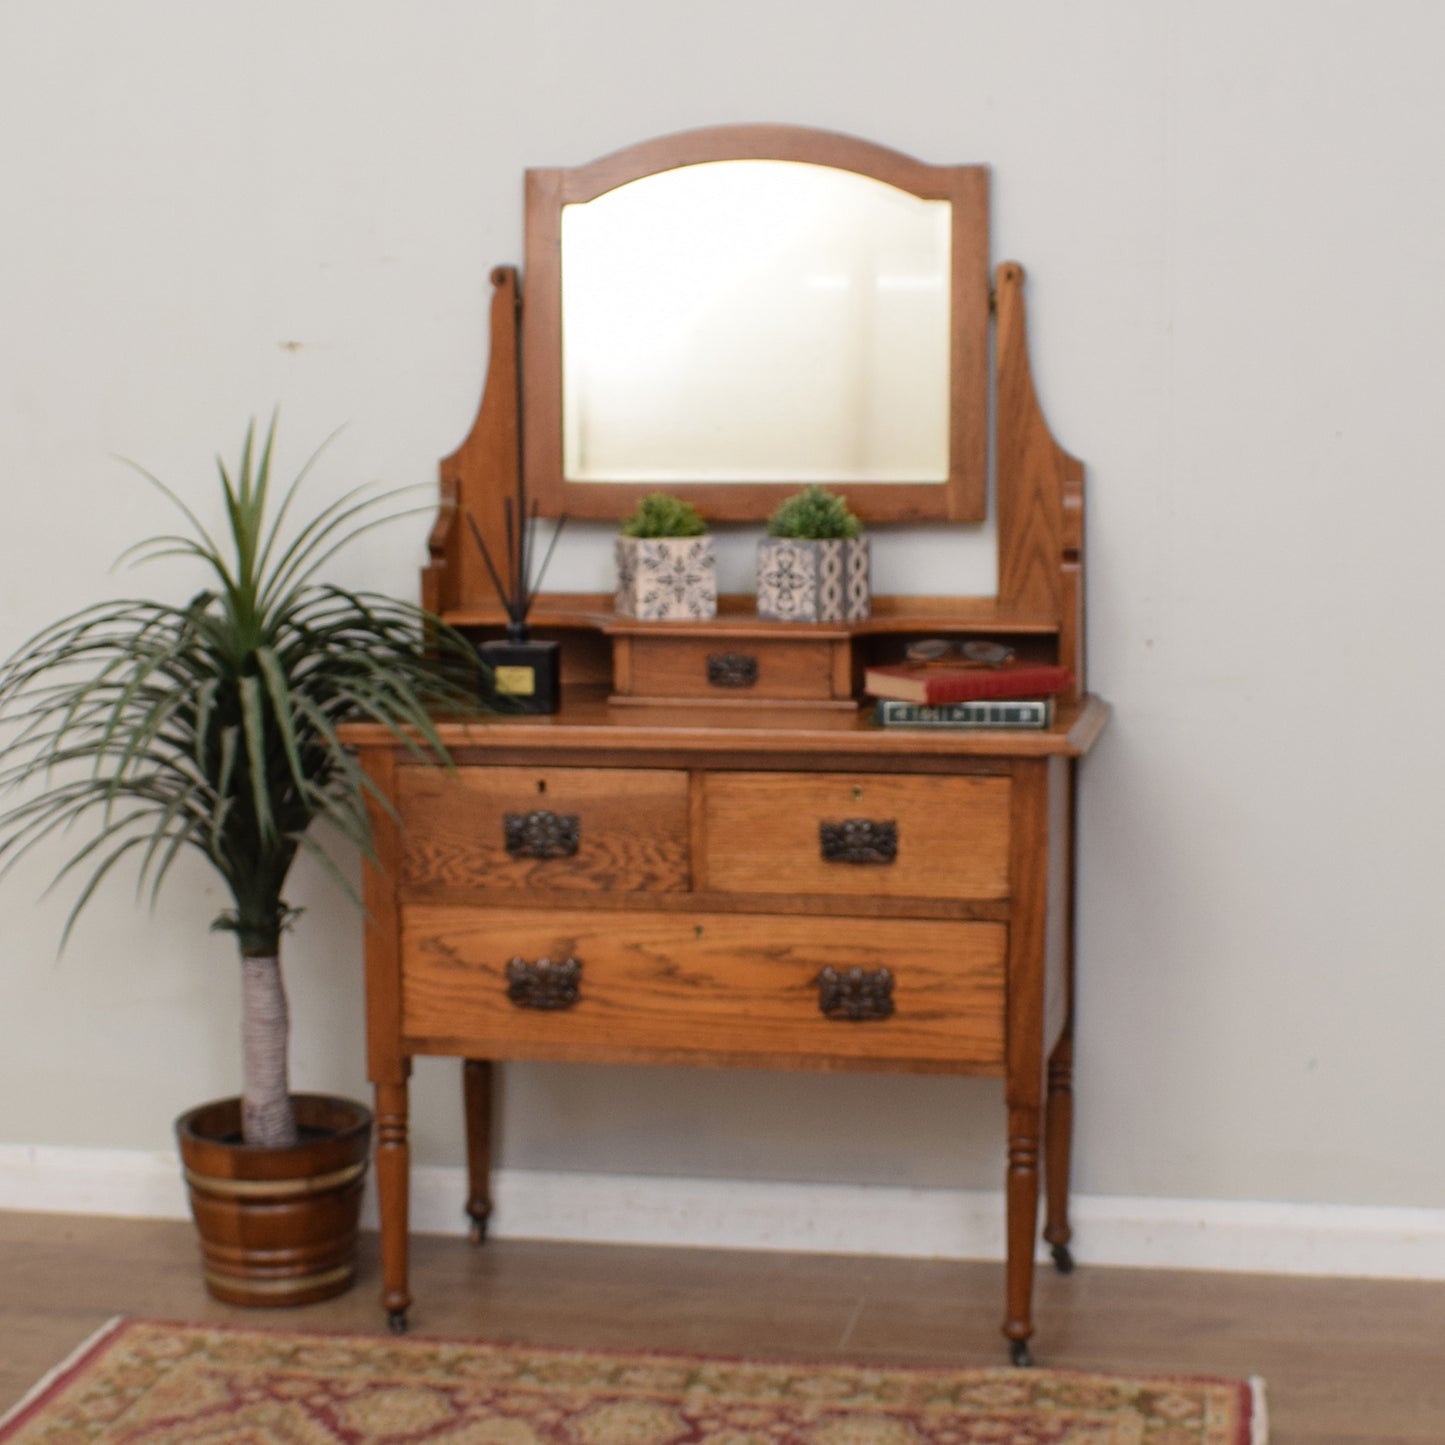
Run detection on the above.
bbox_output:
[493,665,537,696]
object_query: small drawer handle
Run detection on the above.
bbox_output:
[819,819,898,864]
[504,810,580,859]
[505,956,582,1010]
[816,965,895,1021]
[707,652,759,688]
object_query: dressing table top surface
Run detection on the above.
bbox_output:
[341,688,1109,760]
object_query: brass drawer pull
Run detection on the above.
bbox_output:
[819,819,898,864]
[504,810,580,858]
[505,956,582,1010]
[816,965,895,1021]
[706,652,759,688]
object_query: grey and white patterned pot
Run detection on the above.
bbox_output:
[756,537,870,622]
[615,535,718,621]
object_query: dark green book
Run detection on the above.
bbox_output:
[873,698,1053,729]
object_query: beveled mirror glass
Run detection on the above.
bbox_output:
[561,161,951,486]
[524,126,991,524]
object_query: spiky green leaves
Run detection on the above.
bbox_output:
[0,417,480,954]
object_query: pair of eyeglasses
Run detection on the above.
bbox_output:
[904,638,1017,668]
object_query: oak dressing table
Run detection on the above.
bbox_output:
[346,126,1108,1364]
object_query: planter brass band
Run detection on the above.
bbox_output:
[505,956,582,1010]
[504,810,581,859]
[819,819,899,865]
[816,965,896,1021]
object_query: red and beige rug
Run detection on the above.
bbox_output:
[0,1318,1265,1444]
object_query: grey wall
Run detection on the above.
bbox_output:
[1,0,1441,1212]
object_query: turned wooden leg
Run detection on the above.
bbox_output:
[374,1079,412,1332]
[1043,1030,1075,1273]
[1004,1106,1042,1366]
[1045,758,1080,1275]
[462,1059,494,1244]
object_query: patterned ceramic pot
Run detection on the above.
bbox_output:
[615,536,718,621]
[756,537,870,622]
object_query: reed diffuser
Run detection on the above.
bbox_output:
[466,499,566,713]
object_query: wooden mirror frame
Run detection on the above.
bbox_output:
[430,128,1084,710]
[521,125,991,525]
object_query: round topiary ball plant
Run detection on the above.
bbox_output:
[765,484,862,541]
[619,492,710,538]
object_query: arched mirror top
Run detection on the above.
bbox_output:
[522,126,991,524]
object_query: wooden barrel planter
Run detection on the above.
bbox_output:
[175,1093,372,1308]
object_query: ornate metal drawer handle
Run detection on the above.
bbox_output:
[816,965,895,1021]
[505,956,582,1010]
[819,819,898,864]
[504,810,580,859]
[706,652,759,688]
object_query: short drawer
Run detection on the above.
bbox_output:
[700,772,1011,901]
[400,905,1006,1070]
[617,633,851,703]
[397,766,689,893]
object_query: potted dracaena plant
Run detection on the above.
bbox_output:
[614,491,717,621]
[756,484,870,622]
[0,418,480,1307]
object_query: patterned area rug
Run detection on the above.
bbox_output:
[0,1318,1266,1444]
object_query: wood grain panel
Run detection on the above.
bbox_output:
[358,745,407,1086]
[398,766,689,893]
[701,772,1011,900]
[994,260,1085,704]
[623,635,847,702]
[431,266,520,618]
[400,906,1006,1070]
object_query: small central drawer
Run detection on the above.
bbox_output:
[400,905,1006,1070]
[700,772,1011,901]
[397,766,689,893]
[608,625,854,705]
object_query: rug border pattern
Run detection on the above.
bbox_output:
[0,1316,1265,1445]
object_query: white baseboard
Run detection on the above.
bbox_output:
[2,1143,1442,1281]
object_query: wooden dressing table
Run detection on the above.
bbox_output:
[347,126,1108,1365]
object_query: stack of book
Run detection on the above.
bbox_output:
[863,660,1073,729]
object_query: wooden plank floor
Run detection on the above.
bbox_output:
[2,1209,1442,1442]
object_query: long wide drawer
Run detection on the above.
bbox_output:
[700,772,1011,901]
[397,766,690,893]
[400,906,1006,1070]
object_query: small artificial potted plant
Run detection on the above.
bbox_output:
[756,484,870,622]
[0,419,479,1307]
[614,492,717,621]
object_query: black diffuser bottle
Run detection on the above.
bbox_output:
[467,502,566,715]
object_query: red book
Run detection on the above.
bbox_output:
[863,662,1073,705]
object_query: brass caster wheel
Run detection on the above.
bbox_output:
[387,1309,409,1335]
[1008,1338,1034,1368]
[1051,1243,1075,1274]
